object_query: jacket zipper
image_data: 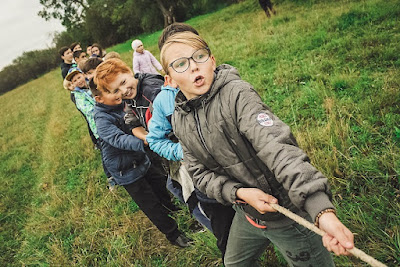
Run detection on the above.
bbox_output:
[132,99,147,130]
[193,109,211,154]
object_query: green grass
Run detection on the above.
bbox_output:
[1,0,399,266]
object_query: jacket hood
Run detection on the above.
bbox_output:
[134,72,146,97]
[134,72,164,98]
[175,64,241,114]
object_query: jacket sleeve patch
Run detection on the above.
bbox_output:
[257,112,274,127]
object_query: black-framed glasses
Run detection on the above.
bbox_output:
[168,48,210,73]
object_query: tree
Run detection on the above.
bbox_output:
[38,0,89,29]
[155,0,176,27]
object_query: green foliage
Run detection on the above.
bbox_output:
[0,48,59,95]
[1,0,400,266]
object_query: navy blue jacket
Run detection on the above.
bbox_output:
[94,102,150,185]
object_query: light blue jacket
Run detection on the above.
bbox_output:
[146,85,183,161]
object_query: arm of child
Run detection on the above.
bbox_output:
[133,55,140,74]
[95,112,145,153]
[132,126,148,146]
[146,91,183,161]
[181,142,241,205]
[318,212,354,255]
[235,187,278,214]
[234,85,354,256]
[234,86,333,218]
[148,51,163,72]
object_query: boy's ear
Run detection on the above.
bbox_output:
[164,74,178,88]
[210,55,217,71]
[94,95,103,103]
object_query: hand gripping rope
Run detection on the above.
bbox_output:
[269,203,387,267]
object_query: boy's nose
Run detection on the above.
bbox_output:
[120,87,127,95]
[189,58,199,72]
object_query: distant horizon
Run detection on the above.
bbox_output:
[0,0,64,71]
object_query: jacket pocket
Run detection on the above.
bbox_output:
[118,153,139,174]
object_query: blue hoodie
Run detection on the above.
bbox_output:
[146,85,183,161]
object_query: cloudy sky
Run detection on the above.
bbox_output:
[0,0,64,70]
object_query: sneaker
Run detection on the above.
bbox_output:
[108,184,115,192]
[107,177,116,192]
[171,234,192,248]
[189,222,207,234]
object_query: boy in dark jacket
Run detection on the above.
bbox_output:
[93,59,190,248]
[59,46,74,79]
[160,31,354,266]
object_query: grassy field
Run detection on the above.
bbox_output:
[1,0,399,266]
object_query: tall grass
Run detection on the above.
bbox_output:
[1,0,399,266]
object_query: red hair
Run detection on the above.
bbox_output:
[94,59,132,92]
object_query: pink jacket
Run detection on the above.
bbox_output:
[133,50,163,75]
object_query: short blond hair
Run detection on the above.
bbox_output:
[103,51,121,61]
[160,32,210,74]
[94,58,132,93]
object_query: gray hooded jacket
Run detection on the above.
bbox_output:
[172,64,334,226]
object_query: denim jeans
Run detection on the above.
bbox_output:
[166,176,213,232]
[224,205,334,267]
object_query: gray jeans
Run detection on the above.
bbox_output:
[224,205,334,267]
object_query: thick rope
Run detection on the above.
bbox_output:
[269,203,387,267]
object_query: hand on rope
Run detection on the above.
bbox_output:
[318,211,354,256]
[236,187,278,214]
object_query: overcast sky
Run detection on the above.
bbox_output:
[0,0,64,70]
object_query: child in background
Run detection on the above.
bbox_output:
[65,67,98,142]
[86,45,92,56]
[81,57,104,81]
[93,60,191,247]
[103,51,121,61]
[132,39,164,75]
[59,46,75,79]
[73,50,87,66]
[161,31,354,266]
[64,64,94,147]
[147,23,233,259]
[70,42,82,52]
[91,43,105,58]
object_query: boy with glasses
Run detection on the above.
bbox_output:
[161,31,354,266]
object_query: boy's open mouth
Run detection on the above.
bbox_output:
[194,75,204,86]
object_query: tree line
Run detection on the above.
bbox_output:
[0,0,239,95]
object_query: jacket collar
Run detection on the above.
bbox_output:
[161,85,179,93]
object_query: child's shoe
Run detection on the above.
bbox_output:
[171,234,192,248]
[107,177,116,191]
